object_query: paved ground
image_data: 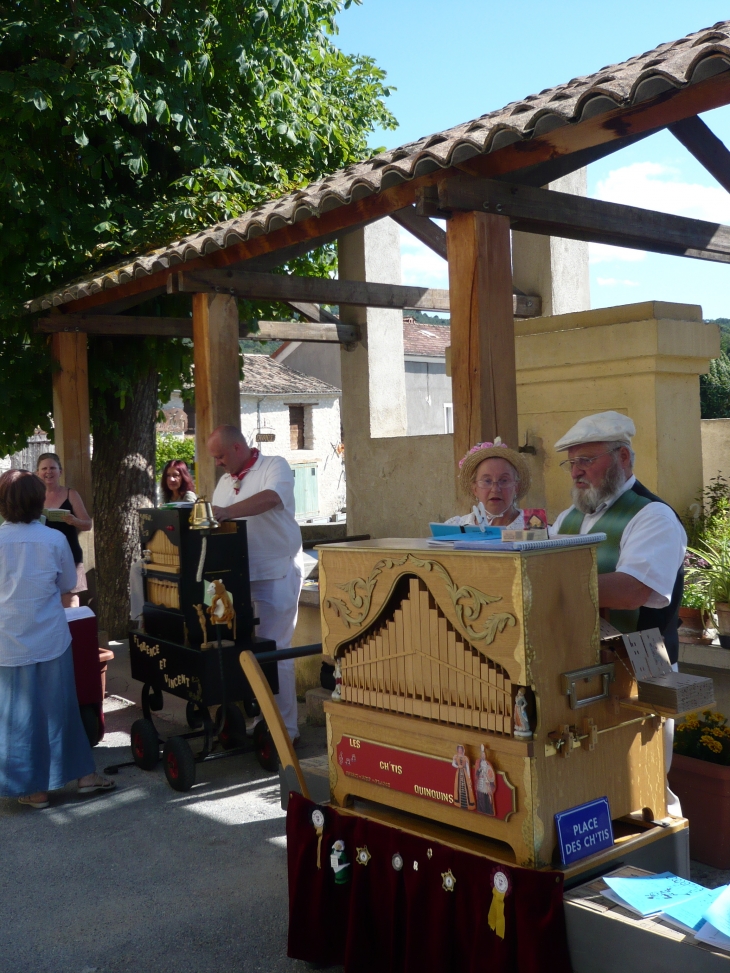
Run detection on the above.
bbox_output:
[0,665,331,973]
[2,644,728,972]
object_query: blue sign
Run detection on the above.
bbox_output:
[555,797,613,866]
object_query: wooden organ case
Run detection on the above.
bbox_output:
[129,506,277,708]
[320,539,667,868]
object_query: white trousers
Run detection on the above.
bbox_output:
[250,555,303,740]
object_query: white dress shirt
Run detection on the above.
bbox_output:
[0,521,77,666]
[551,475,686,608]
[444,510,523,529]
[212,453,302,581]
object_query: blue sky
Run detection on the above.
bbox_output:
[334,1,730,318]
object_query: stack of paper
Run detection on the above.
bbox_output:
[661,884,726,933]
[622,628,714,711]
[695,885,730,950]
[601,871,707,918]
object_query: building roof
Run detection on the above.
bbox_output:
[27,20,730,313]
[240,353,340,396]
[403,319,450,358]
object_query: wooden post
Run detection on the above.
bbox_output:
[193,293,241,499]
[51,332,93,515]
[446,211,518,468]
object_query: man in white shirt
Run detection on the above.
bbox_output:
[208,425,303,742]
[552,411,686,815]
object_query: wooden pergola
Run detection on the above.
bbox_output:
[27,20,730,506]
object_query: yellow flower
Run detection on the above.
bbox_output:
[684,717,700,730]
[711,728,725,738]
[700,734,723,754]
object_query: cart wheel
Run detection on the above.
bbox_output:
[254,721,279,772]
[216,703,247,750]
[163,736,196,792]
[242,695,261,718]
[80,704,102,747]
[130,719,160,770]
[186,701,203,730]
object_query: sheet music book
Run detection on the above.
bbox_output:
[453,532,607,552]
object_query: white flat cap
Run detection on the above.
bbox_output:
[554,411,635,452]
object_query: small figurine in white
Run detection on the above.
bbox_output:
[330,839,350,884]
[513,687,533,740]
[332,659,342,701]
[474,744,497,815]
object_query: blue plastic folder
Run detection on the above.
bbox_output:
[703,884,730,938]
[429,523,501,539]
[662,885,726,931]
[603,872,707,917]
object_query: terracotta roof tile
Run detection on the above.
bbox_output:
[403,319,450,357]
[26,20,730,313]
[240,354,340,395]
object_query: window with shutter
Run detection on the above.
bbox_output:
[289,405,304,450]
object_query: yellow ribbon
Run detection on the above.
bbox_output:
[488,888,506,939]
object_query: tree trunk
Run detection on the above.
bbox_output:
[92,368,157,638]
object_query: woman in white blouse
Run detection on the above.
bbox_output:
[444,439,532,529]
[0,471,115,809]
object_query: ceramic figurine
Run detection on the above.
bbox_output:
[513,687,533,740]
[474,744,497,815]
[452,744,476,810]
[330,839,350,884]
[332,659,342,701]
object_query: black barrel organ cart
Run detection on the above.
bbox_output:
[128,501,280,790]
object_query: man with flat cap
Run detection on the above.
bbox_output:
[552,411,686,815]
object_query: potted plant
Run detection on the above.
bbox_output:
[669,711,730,868]
[679,581,711,639]
[685,495,730,646]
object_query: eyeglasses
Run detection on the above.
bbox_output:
[474,477,516,491]
[559,447,620,470]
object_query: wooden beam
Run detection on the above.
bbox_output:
[286,301,340,324]
[244,320,359,343]
[171,267,451,311]
[51,332,93,516]
[432,174,730,263]
[192,294,241,500]
[38,313,359,344]
[669,116,730,195]
[55,68,730,317]
[39,315,193,336]
[391,205,448,259]
[446,211,518,469]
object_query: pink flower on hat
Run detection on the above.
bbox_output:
[458,436,507,469]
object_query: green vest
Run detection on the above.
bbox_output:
[560,489,652,633]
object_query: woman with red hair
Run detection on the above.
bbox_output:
[160,460,196,504]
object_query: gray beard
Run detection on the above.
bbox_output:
[571,460,627,514]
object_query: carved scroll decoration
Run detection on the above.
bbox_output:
[325,554,516,645]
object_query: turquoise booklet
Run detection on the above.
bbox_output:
[603,872,707,918]
[703,884,730,938]
[661,885,726,932]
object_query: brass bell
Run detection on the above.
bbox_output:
[188,496,220,531]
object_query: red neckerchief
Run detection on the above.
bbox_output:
[232,448,260,494]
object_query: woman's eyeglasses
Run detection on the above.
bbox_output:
[474,477,516,491]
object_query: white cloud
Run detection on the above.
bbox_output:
[595,161,730,223]
[590,242,646,264]
[399,227,448,288]
[596,277,640,287]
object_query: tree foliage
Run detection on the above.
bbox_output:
[0,0,395,448]
[701,353,730,420]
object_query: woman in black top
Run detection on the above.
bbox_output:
[36,452,92,608]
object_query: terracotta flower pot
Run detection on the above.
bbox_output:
[715,603,730,636]
[679,607,703,633]
[668,752,730,868]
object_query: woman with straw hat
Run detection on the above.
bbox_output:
[444,438,531,529]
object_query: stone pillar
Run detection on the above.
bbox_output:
[514,301,721,520]
[511,168,591,317]
[338,218,407,441]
